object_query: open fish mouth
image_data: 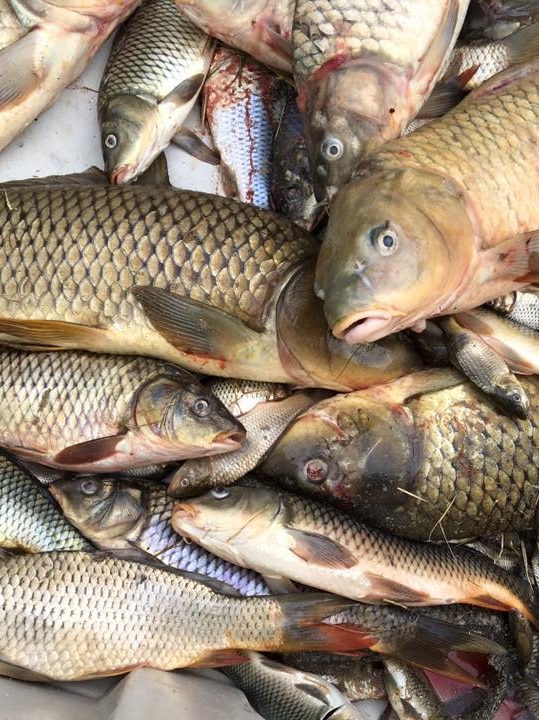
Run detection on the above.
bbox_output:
[110,164,137,184]
[211,430,246,451]
[332,312,395,344]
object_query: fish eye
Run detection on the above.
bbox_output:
[104,133,118,149]
[303,458,328,485]
[211,487,230,500]
[320,137,343,161]
[369,225,398,256]
[190,397,211,417]
[80,478,99,496]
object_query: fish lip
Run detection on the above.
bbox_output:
[332,312,394,344]
[110,165,136,185]
[212,430,246,450]
[172,502,199,521]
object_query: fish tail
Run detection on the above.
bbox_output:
[277,593,378,654]
[372,615,505,686]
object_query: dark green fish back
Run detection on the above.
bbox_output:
[99,0,211,106]
[0,185,315,330]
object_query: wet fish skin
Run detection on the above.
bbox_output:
[487,291,539,330]
[0,0,140,153]
[0,348,244,472]
[315,60,539,345]
[270,83,319,230]
[0,184,421,389]
[99,0,213,184]
[293,0,470,200]
[0,452,91,553]
[0,551,372,680]
[221,651,366,720]
[203,46,278,208]
[383,660,446,720]
[172,484,539,628]
[262,370,539,541]
[50,475,271,596]
[168,391,315,497]
[174,0,294,72]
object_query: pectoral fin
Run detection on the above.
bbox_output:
[162,74,206,105]
[132,286,264,361]
[172,127,220,165]
[0,659,53,683]
[413,0,459,95]
[53,435,127,466]
[363,573,431,604]
[0,31,47,110]
[286,527,357,568]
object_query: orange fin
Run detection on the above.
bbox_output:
[0,317,111,353]
[286,527,357,569]
[364,573,432,604]
[54,435,126,466]
[419,66,478,119]
[190,650,250,668]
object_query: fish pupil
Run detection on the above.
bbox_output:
[382,234,394,248]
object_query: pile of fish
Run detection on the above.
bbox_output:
[2,0,539,718]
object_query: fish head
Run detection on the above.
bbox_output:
[49,476,146,546]
[263,394,414,506]
[171,485,285,564]
[100,95,160,184]
[315,168,476,343]
[131,373,246,459]
[301,63,404,202]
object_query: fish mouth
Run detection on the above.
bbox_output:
[333,312,395,344]
[110,164,136,185]
[212,430,246,451]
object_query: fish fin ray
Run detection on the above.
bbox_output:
[506,21,539,66]
[171,127,220,165]
[412,0,459,96]
[361,368,463,405]
[54,435,126,466]
[419,66,477,119]
[0,659,54,682]
[0,318,112,353]
[285,527,357,568]
[0,31,48,110]
[480,231,539,287]
[132,286,263,360]
[161,74,205,105]
[190,650,249,668]
[363,573,431,604]
[261,574,299,594]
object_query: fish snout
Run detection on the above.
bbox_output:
[110,164,136,184]
[213,429,246,450]
[172,502,200,524]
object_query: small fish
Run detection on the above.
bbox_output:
[0,0,140,153]
[315,61,539,344]
[0,348,244,472]
[262,369,539,541]
[203,46,280,208]
[221,651,366,720]
[383,660,447,720]
[49,475,271,596]
[0,451,91,553]
[172,484,539,629]
[292,0,470,200]
[270,83,319,230]
[438,314,529,418]
[0,551,375,681]
[173,0,294,73]
[487,290,539,330]
[99,0,215,184]
[168,381,315,497]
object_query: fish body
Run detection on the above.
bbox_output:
[221,652,366,720]
[487,290,539,330]
[270,83,319,230]
[383,660,446,720]
[172,485,539,628]
[262,369,539,541]
[0,551,371,680]
[315,60,539,344]
[0,348,243,472]
[293,0,470,199]
[203,46,278,208]
[173,0,294,72]
[99,0,213,183]
[0,0,140,152]
[0,185,421,389]
[169,379,315,496]
[50,475,271,596]
[0,452,90,552]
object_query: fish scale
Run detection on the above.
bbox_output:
[99,0,208,106]
[0,454,90,553]
[0,185,313,335]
